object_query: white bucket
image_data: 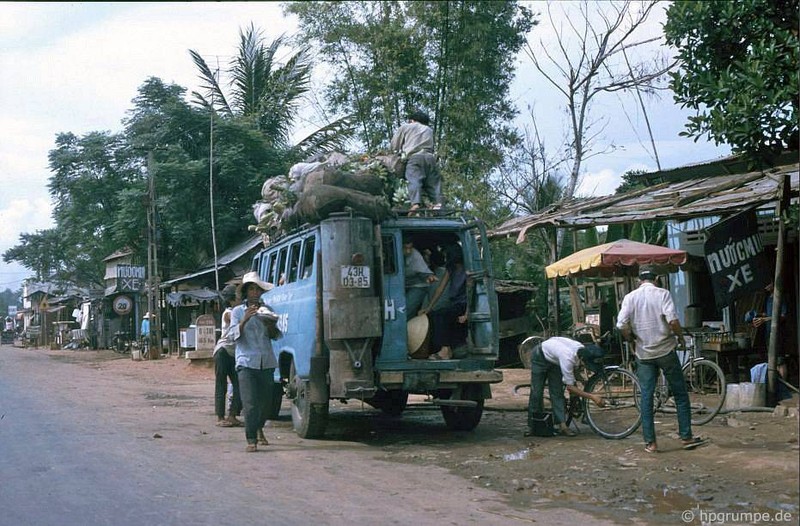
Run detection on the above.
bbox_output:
[738,382,766,408]
[724,383,740,411]
[131,350,142,361]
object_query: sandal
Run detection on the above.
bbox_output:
[257,431,269,446]
[216,420,234,427]
[682,437,709,450]
[644,442,658,454]
[245,444,257,453]
[226,417,243,427]
[558,427,577,437]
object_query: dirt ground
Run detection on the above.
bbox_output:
[20,346,800,524]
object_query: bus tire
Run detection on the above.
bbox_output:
[289,361,329,439]
[441,384,484,431]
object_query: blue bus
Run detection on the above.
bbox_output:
[252,212,501,438]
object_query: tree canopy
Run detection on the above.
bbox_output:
[664,0,800,164]
[285,0,535,218]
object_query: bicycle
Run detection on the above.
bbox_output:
[627,335,726,426]
[516,338,642,440]
[112,331,132,354]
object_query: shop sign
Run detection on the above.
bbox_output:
[117,264,146,291]
[703,210,769,309]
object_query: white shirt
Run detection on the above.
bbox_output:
[213,306,235,356]
[541,337,583,386]
[390,122,434,157]
[616,282,679,360]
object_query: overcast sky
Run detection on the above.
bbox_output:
[0,1,730,293]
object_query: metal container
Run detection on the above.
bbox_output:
[735,333,750,350]
[685,305,702,328]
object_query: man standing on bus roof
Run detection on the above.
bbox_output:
[617,264,708,454]
[390,109,442,211]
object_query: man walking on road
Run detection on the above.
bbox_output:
[617,264,708,453]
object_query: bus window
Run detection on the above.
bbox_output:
[300,236,316,280]
[264,253,277,285]
[382,235,397,275]
[287,241,302,284]
[276,247,288,287]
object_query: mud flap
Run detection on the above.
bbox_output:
[309,355,329,404]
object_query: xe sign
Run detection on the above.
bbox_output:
[703,210,769,310]
[117,264,146,291]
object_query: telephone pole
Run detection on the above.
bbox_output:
[147,152,161,359]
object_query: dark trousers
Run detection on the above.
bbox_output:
[237,367,275,444]
[214,350,241,419]
[405,152,441,206]
[528,345,567,426]
[429,303,468,352]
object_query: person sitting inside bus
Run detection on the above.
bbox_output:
[421,244,466,360]
[403,236,436,319]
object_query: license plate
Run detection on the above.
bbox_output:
[340,265,370,288]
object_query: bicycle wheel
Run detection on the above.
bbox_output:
[584,367,641,439]
[682,359,725,426]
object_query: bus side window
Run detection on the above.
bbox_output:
[265,253,277,285]
[300,236,316,280]
[287,241,302,284]
[382,235,397,275]
[276,247,288,287]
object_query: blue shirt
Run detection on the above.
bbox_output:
[140,319,150,336]
[229,303,278,370]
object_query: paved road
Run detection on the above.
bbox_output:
[0,345,613,526]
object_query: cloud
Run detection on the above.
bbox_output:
[0,198,54,247]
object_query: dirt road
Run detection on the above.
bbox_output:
[5,344,798,524]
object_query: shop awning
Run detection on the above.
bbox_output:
[166,289,221,307]
[490,163,799,243]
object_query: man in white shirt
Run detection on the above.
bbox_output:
[527,336,605,437]
[617,264,707,453]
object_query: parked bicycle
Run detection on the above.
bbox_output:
[112,331,132,354]
[644,335,726,426]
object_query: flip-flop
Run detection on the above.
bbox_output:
[428,353,443,360]
[644,442,658,454]
[216,420,234,427]
[682,437,709,450]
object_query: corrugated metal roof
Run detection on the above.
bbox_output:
[161,235,263,286]
[490,163,799,244]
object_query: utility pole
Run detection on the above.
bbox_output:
[147,152,160,360]
[209,78,220,291]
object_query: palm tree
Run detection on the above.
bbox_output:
[190,23,352,158]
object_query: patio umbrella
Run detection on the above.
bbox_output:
[545,239,688,279]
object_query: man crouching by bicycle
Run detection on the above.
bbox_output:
[527,336,606,437]
[617,264,707,454]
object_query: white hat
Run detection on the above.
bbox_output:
[407,314,429,355]
[238,271,274,295]
[143,312,151,318]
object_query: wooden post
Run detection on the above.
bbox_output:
[551,228,560,335]
[766,173,789,406]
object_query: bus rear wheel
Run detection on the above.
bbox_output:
[440,384,484,431]
[289,361,328,439]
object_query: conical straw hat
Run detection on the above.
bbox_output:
[407,314,429,354]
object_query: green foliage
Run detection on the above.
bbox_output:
[0,288,22,317]
[664,0,800,164]
[286,0,535,217]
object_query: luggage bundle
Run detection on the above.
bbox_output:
[250,152,406,241]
